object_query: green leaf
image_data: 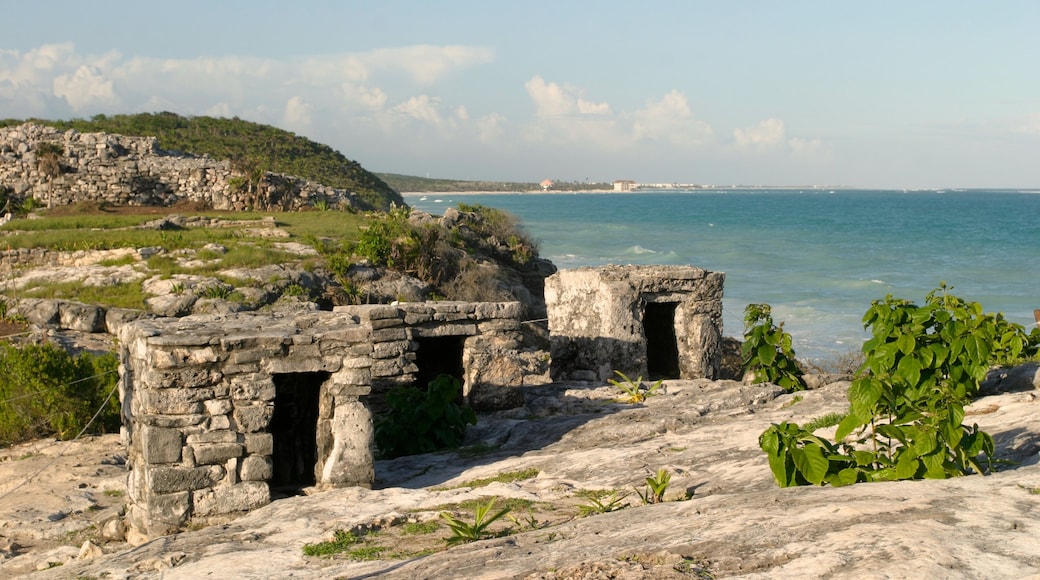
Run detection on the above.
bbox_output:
[894,452,920,480]
[792,442,830,485]
[757,343,776,365]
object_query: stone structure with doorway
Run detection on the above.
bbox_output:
[117,302,542,543]
[544,265,724,382]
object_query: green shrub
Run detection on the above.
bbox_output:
[0,343,120,446]
[759,284,1040,487]
[374,374,476,459]
[741,303,806,391]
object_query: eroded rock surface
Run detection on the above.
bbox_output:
[5,370,1038,579]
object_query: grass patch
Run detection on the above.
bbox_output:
[97,254,138,267]
[455,443,501,458]
[430,496,536,514]
[437,468,539,490]
[401,520,440,535]
[302,529,364,557]
[102,489,125,498]
[19,280,147,310]
[803,412,847,432]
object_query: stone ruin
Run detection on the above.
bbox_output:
[545,265,725,382]
[116,264,724,542]
[117,301,544,543]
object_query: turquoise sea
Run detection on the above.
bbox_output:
[404,189,1040,362]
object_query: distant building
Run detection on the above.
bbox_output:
[540,179,554,191]
[613,180,636,192]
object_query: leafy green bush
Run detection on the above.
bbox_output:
[759,284,1039,487]
[741,303,806,390]
[0,343,120,446]
[374,374,477,459]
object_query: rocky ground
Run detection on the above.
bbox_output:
[1,363,1038,579]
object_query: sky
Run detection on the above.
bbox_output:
[2,1,1038,188]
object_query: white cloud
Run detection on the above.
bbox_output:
[366,45,494,84]
[476,113,506,142]
[342,83,388,110]
[787,136,828,158]
[525,76,611,118]
[52,65,119,111]
[284,96,312,130]
[734,118,786,149]
[391,95,447,126]
[632,90,713,145]
[1016,113,1040,135]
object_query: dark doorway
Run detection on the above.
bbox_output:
[413,336,466,391]
[644,302,680,380]
[270,372,328,496]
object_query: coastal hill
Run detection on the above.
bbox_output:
[0,113,403,211]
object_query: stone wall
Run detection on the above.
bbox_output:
[545,265,724,382]
[117,301,542,543]
[0,123,362,211]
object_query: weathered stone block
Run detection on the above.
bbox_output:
[370,327,408,342]
[58,301,105,332]
[203,398,233,415]
[243,433,273,455]
[232,404,273,432]
[413,323,477,337]
[372,341,408,359]
[192,443,243,465]
[230,376,276,401]
[240,455,273,481]
[207,414,231,430]
[191,482,269,516]
[186,431,239,444]
[138,388,213,415]
[149,465,224,494]
[139,425,182,464]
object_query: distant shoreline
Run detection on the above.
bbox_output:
[402,188,1040,197]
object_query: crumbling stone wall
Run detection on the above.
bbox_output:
[545,265,724,382]
[0,123,361,211]
[118,302,543,543]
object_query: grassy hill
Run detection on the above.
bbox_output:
[0,113,403,211]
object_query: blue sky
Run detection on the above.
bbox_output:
[2,1,1038,188]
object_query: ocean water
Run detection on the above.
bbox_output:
[404,189,1040,362]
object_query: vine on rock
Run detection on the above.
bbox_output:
[759,283,1040,487]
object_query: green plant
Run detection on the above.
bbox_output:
[507,509,545,531]
[374,374,477,459]
[280,282,308,298]
[802,412,847,432]
[440,498,512,545]
[635,468,671,505]
[439,468,540,490]
[302,529,364,557]
[401,520,440,535]
[741,303,806,391]
[609,370,663,403]
[199,284,233,299]
[313,198,331,212]
[576,490,629,516]
[0,343,120,446]
[760,285,1039,487]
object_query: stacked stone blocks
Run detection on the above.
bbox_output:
[118,302,534,543]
